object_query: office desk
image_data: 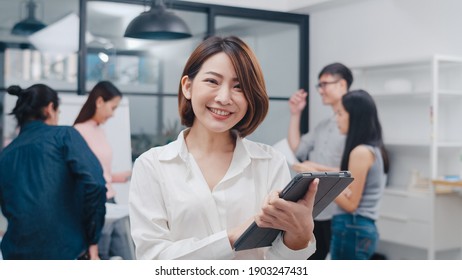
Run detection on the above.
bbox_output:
[432,180,462,194]
[105,203,129,224]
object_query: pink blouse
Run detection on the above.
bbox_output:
[75,119,115,200]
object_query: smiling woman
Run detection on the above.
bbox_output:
[128,36,319,260]
[180,52,249,137]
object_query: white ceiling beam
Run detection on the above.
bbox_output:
[180,0,337,12]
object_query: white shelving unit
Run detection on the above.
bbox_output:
[351,55,462,259]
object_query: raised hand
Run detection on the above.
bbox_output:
[288,89,308,116]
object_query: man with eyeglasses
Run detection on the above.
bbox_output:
[287,62,353,260]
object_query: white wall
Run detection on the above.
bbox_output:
[308,0,462,127]
[308,0,462,259]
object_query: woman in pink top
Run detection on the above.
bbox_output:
[74,81,133,259]
[74,81,130,201]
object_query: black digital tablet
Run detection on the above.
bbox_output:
[233,171,354,251]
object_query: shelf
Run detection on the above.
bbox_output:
[371,91,430,98]
[431,180,462,195]
[352,54,462,69]
[439,90,462,96]
[432,179,462,187]
[437,142,462,148]
[384,140,462,148]
[384,187,430,197]
[435,54,462,63]
[385,140,430,147]
[352,55,462,259]
[370,90,462,98]
[351,56,431,70]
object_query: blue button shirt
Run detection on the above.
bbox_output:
[0,120,106,259]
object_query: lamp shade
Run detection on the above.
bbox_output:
[124,1,191,40]
[11,0,47,36]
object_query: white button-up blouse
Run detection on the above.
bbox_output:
[129,129,316,260]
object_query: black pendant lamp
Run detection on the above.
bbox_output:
[124,0,192,40]
[11,0,47,36]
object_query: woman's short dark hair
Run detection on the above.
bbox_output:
[178,36,269,137]
[319,63,354,90]
[7,84,59,127]
[340,89,389,173]
[74,81,122,125]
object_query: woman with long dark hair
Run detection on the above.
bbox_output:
[288,62,353,260]
[0,84,106,259]
[74,81,131,203]
[74,81,133,260]
[331,89,389,260]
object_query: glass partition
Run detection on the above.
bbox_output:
[86,1,207,159]
[215,16,301,145]
[1,0,80,150]
[0,0,308,160]
[0,0,79,91]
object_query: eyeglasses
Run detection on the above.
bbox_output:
[315,80,340,90]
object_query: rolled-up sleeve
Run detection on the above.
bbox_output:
[266,234,316,260]
[64,128,107,244]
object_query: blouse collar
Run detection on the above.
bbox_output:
[157,128,272,163]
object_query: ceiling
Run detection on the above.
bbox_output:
[179,0,340,12]
[0,0,78,44]
[0,0,348,49]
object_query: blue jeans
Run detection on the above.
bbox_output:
[330,214,378,260]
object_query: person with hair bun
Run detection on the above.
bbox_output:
[129,36,318,260]
[0,84,106,260]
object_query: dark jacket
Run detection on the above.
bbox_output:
[0,121,106,259]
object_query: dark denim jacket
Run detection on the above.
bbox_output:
[0,121,106,259]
